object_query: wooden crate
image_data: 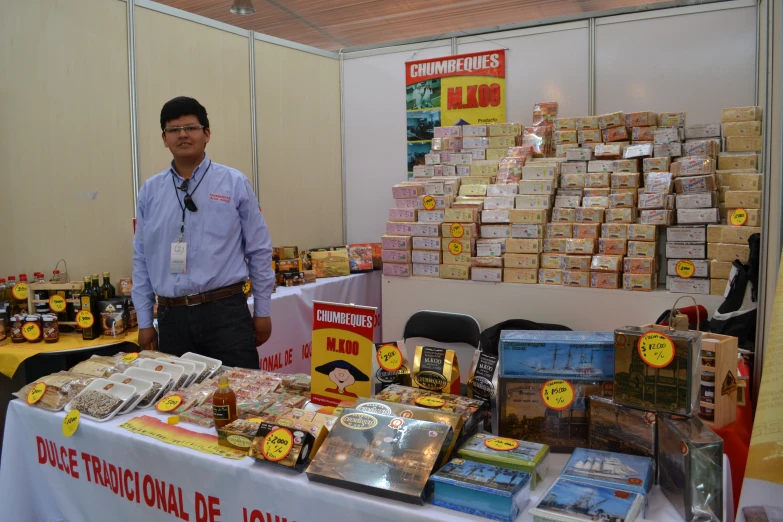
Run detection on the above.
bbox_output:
[639,324,738,428]
[27,282,84,327]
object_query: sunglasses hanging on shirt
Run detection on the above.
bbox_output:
[172,161,211,237]
[177,178,199,212]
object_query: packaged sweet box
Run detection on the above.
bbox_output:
[430,458,531,522]
[457,432,549,489]
[499,331,615,381]
[306,409,452,505]
[561,448,654,496]
[588,396,656,477]
[529,477,645,522]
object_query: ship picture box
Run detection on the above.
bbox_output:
[499,331,615,381]
[530,477,645,522]
[562,448,654,496]
[306,409,452,505]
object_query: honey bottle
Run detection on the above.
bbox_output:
[212,376,237,429]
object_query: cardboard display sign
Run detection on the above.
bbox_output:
[372,341,412,395]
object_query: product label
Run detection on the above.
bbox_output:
[49,294,67,313]
[62,410,80,437]
[76,310,95,329]
[226,435,253,448]
[11,282,28,301]
[213,405,231,421]
[467,352,498,399]
[262,427,294,462]
[638,331,675,368]
[340,412,378,430]
[22,322,41,341]
[484,437,519,451]
[27,383,46,404]
[722,370,738,396]
[156,394,182,412]
[376,344,403,373]
[730,208,748,226]
[541,379,575,410]
[675,260,695,279]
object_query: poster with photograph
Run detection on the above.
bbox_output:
[405,50,506,175]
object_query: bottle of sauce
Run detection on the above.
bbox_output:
[91,274,101,301]
[80,276,98,340]
[0,278,7,304]
[212,376,237,429]
[101,272,116,299]
[33,272,48,301]
[6,276,17,317]
[13,274,29,315]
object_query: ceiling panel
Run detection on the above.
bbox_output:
[151,0,698,51]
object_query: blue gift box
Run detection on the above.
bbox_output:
[499,331,615,381]
[429,459,531,522]
[561,448,654,495]
[529,477,645,522]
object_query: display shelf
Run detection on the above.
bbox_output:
[381,275,726,339]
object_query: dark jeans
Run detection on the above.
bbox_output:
[157,292,259,369]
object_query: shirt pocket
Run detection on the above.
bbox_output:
[204,199,241,240]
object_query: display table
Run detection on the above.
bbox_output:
[382,276,726,339]
[255,271,382,374]
[1,399,706,522]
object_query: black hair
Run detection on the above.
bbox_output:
[160,96,210,131]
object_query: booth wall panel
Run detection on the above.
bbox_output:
[255,41,343,249]
[135,7,253,184]
[0,0,133,281]
[595,5,757,123]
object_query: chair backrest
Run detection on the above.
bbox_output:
[478,318,572,356]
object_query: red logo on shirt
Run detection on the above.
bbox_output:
[210,193,232,203]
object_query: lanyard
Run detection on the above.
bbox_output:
[171,161,211,241]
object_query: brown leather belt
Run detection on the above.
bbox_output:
[158,282,246,307]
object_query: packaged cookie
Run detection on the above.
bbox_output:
[15,372,94,412]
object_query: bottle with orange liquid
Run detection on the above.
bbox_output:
[212,376,237,429]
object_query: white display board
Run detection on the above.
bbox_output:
[595,1,757,123]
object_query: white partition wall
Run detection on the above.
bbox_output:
[595,1,758,121]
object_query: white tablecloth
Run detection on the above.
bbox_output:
[255,271,382,374]
[0,399,692,522]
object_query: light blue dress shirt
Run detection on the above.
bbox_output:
[132,154,274,329]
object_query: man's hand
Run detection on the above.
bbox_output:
[138,327,158,351]
[253,316,272,347]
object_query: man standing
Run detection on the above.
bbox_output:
[132,96,274,368]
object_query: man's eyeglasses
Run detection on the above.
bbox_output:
[164,125,205,135]
[178,179,198,212]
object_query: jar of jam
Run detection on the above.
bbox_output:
[702,349,716,368]
[42,314,59,343]
[24,315,43,343]
[700,379,715,404]
[10,315,24,343]
[699,404,715,421]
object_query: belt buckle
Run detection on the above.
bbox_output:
[184,293,200,307]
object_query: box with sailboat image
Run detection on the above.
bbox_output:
[499,331,615,382]
[561,448,654,496]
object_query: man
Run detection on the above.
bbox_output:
[132,96,274,368]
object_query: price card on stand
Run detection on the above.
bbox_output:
[541,379,574,411]
[484,437,519,451]
[62,410,80,437]
[156,395,182,412]
[27,383,46,405]
[11,282,28,301]
[415,396,445,408]
[637,331,675,368]
[49,294,67,313]
[76,310,94,329]
[120,353,139,364]
[22,322,41,341]
[376,344,402,373]
[262,427,293,462]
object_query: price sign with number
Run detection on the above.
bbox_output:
[262,427,293,462]
[22,322,41,341]
[730,208,748,226]
[120,353,139,363]
[62,410,80,437]
[27,383,47,404]
[11,282,28,301]
[540,379,575,411]
[637,331,675,368]
[484,437,520,451]
[376,344,402,372]
[450,223,465,238]
[76,310,95,329]
[422,195,436,210]
[156,395,183,412]
[675,260,695,279]
[49,294,67,313]
[448,240,463,255]
[415,396,446,408]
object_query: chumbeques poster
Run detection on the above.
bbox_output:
[311,301,376,406]
[405,50,506,175]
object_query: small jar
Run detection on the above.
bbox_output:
[10,315,25,343]
[701,379,715,404]
[702,349,716,368]
[24,315,43,343]
[701,371,716,383]
[42,314,59,343]
[699,404,715,421]
[0,310,7,342]
[36,303,50,316]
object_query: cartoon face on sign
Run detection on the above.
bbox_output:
[315,360,369,398]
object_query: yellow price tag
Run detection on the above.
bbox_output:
[22,322,41,341]
[448,240,463,255]
[49,294,67,313]
[484,437,520,451]
[242,281,252,294]
[120,353,139,363]
[376,344,403,372]
[11,282,28,301]
[422,195,436,210]
[675,260,695,279]
[62,410,80,437]
[27,383,47,404]
[541,379,575,411]
[76,310,94,329]
[637,331,675,368]
[156,395,183,412]
[247,417,264,424]
[450,223,465,238]
[414,396,446,408]
[730,208,748,226]
[262,427,293,462]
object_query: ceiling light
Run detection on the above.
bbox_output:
[230,0,255,15]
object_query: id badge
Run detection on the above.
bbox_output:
[170,242,187,274]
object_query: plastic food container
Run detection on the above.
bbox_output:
[181,352,222,383]
[160,358,197,388]
[109,373,153,414]
[137,359,185,391]
[123,367,171,408]
[65,378,135,422]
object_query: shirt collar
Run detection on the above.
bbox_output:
[169,153,211,182]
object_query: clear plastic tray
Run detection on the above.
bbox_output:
[65,378,135,422]
[122,367,171,408]
[109,374,153,414]
[181,352,221,383]
[160,358,198,388]
[137,359,185,390]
